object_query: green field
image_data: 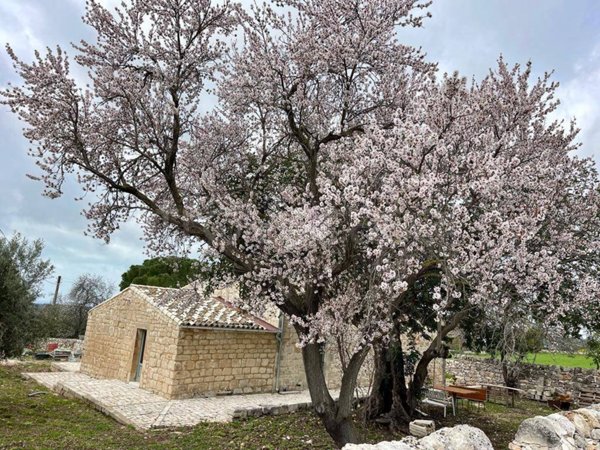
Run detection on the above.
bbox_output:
[463,352,597,369]
[523,352,596,369]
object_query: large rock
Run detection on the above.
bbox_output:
[509,405,600,450]
[343,441,414,450]
[565,411,593,437]
[347,405,600,450]
[343,425,492,450]
[545,413,576,438]
[418,425,493,450]
[513,416,564,449]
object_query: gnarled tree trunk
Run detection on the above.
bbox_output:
[367,336,445,428]
[301,337,369,448]
[366,311,465,428]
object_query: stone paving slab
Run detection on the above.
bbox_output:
[22,370,345,431]
[23,371,91,390]
[51,361,81,372]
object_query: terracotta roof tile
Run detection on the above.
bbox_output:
[130,285,278,332]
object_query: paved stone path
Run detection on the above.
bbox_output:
[23,370,350,430]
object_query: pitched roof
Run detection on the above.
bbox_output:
[130,285,278,332]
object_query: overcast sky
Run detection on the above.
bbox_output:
[1,0,599,302]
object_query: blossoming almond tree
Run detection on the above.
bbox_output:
[356,68,600,424]
[3,0,599,445]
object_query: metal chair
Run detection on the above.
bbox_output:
[422,388,456,417]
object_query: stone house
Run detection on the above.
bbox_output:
[81,284,361,399]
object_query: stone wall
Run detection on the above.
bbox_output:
[170,328,278,398]
[37,338,84,354]
[444,356,504,386]
[344,405,600,449]
[444,355,600,403]
[510,405,600,449]
[277,319,307,391]
[81,287,181,398]
[277,319,374,392]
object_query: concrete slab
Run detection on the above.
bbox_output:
[22,370,344,431]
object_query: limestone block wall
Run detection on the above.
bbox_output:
[277,320,307,391]
[322,344,374,391]
[81,288,180,398]
[277,320,374,392]
[170,328,278,398]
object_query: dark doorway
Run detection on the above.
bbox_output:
[130,329,147,382]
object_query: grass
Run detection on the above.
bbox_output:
[0,362,396,449]
[523,352,597,369]
[461,351,597,369]
[0,362,553,449]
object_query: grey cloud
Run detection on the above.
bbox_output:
[1,0,599,303]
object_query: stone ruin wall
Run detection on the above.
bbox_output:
[36,338,84,353]
[444,355,600,403]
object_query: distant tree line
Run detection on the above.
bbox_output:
[35,274,114,340]
[0,233,52,357]
[119,256,204,290]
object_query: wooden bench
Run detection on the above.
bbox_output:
[51,349,71,361]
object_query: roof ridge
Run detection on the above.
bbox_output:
[130,284,180,290]
[212,296,279,333]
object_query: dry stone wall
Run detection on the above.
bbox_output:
[445,355,600,403]
[509,405,600,449]
[37,338,84,354]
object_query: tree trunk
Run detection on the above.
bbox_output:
[301,340,368,448]
[365,346,392,419]
[501,360,519,388]
[367,312,462,426]
[367,334,418,425]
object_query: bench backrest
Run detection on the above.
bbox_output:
[425,388,449,402]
